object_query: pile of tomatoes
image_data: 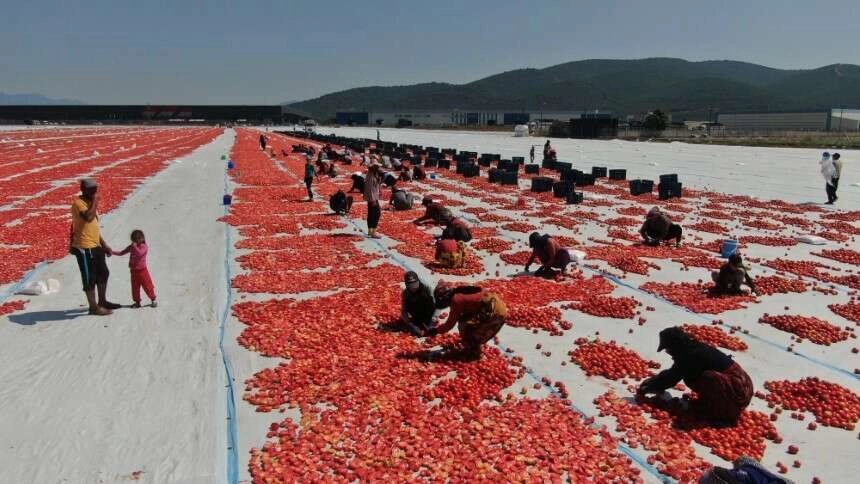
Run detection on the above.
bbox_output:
[570,339,660,379]
[758,314,851,345]
[763,377,860,430]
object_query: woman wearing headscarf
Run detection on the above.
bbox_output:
[638,326,753,426]
[524,232,572,277]
[427,282,507,358]
[400,271,436,336]
[711,253,758,296]
[364,163,384,238]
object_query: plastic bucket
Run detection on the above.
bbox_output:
[227,161,235,169]
[223,194,233,205]
[721,239,739,258]
[430,173,438,179]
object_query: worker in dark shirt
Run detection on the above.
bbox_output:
[427,282,507,358]
[329,190,353,215]
[712,253,758,295]
[389,188,416,211]
[400,271,436,336]
[414,197,452,225]
[525,232,572,277]
[349,173,365,193]
[440,217,472,242]
[638,326,753,426]
[640,206,683,247]
[412,165,426,181]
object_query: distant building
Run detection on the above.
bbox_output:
[717,109,860,132]
[333,110,603,127]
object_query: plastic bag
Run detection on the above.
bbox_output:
[795,235,827,245]
[15,279,60,296]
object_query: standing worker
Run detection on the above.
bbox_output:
[637,326,753,426]
[364,163,384,238]
[529,145,535,163]
[69,178,119,315]
[428,282,507,359]
[824,152,842,204]
[259,133,267,151]
[303,154,316,201]
[640,207,683,247]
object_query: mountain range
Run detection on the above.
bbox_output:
[0,92,85,105]
[286,58,860,120]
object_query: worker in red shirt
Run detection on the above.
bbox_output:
[427,282,507,358]
[524,232,572,277]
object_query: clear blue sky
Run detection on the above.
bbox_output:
[2,0,858,104]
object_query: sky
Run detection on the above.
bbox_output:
[2,0,859,104]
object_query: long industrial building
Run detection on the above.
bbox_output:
[718,109,860,132]
[335,110,591,127]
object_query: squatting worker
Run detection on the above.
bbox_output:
[413,197,452,225]
[525,232,572,277]
[637,327,753,426]
[400,271,436,336]
[712,253,758,296]
[389,187,416,211]
[440,216,472,242]
[364,163,383,239]
[435,237,468,268]
[640,206,683,247]
[69,178,120,315]
[349,172,365,193]
[428,282,507,359]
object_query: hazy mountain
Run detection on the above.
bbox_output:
[0,92,86,105]
[287,58,858,120]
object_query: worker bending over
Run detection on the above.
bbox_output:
[638,326,753,426]
[428,282,507,359]
[525,232,572,277]
[414,197,452,225]
[640,207,682,247]
[440,216,472,242]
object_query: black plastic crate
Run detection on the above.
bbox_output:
[566,192,584,204]
[512,156,524,164]
[478,158,492,167]
[531,176,554,193]
[524,164,540,174]
[500,171,518,185]
[462,164,480,178]
[660,174,678,184]
[658,181,682,200]
[609,169,627,180]
[497,159,514,171]
[575,172,596,186]
[541,157,555,169]
[553,181,574,198]
[629,179,649,196]
[424,158,438,168]
[488,168,501,183]
[555,161,573,172]
[592,166,607,178]
[560,168,581,182]
[438,159,451,170]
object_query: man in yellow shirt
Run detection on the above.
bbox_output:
[69,178,118,315]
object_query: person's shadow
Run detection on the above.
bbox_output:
[7,308,89,326]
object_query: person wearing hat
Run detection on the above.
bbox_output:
[69,178,119,315]
[427,282,507,358]
[413,197,452,226]
[638,326,753,426]
[524,232,572,277]
[389,187,417,211]
[364,163,384,238]
[639,206,682,247]
[400,271,436,336]
[711,253,758,296]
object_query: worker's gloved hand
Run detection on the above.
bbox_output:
[637,378,656,395]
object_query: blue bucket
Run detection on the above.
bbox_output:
[222,194,233,205]
[227,160,235,169]
[430,173,438,179]
[721,239,739,258]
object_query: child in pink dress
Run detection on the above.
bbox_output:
[112,229,157,308]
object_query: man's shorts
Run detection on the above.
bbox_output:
[72,247,109,291]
